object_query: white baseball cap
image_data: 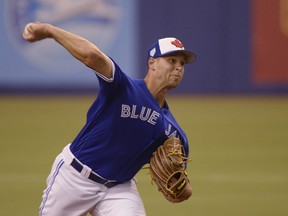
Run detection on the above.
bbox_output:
[147,37,196,64]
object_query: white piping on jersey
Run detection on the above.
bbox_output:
[93,58,115,82]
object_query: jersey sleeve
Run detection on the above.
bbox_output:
[91,57,130,94]
[92,58,116,83]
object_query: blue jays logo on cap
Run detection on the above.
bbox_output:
[148,37,196,64]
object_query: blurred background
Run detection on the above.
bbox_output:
[0,0,288,215]
[1,0,288,94]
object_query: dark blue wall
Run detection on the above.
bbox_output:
[138,0,287,94]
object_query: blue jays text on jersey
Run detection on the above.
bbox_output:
[120,104,160,125]
[69,58,189,182]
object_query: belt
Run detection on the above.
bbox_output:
[70,159,120,188]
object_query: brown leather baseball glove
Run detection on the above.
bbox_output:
[149,137,192,203]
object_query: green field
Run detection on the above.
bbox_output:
[1,95,287,216]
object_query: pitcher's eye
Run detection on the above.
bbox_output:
[169,58,176,64]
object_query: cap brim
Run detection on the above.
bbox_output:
[161,50,196,64]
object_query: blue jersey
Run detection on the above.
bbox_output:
[70,59,189,182]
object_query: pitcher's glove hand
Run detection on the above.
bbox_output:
[149,137,192,203]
